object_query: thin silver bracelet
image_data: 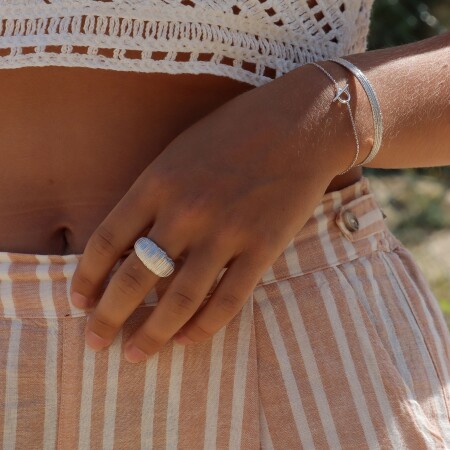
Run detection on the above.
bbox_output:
[328,57,383,166]
[309,61,360,175]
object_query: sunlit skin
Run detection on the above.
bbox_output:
[0,67,359,255]
[2,31,448,363]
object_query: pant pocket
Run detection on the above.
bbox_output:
[253,260,450,449]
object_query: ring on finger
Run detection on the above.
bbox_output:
[134,236,175,277]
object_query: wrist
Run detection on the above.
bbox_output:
[282,59,375,176]
[316,59,375,171]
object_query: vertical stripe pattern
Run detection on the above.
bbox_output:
[37,263,59,450]
[0,176,449,449]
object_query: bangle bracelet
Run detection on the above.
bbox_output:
[309,61,360,175]
[328,57,383,166]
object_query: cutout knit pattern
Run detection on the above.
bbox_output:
[0,0,375,87]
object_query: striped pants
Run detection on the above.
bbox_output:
[1,176,449,449]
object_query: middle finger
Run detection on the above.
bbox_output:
[85,234,230,355]
[123,243,233,362]
[84,231,183,351]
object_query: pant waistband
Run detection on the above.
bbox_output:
[0,176,394,319]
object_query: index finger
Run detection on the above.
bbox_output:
[70,192,155,309]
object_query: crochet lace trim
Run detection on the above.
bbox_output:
[0,0,375,87]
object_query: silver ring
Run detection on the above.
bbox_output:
[134,237,175,277]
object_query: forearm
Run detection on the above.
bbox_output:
[283,30,450,172]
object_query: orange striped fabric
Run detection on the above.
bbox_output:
[1,176,449,449]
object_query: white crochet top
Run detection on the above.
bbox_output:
[0,0,375,87]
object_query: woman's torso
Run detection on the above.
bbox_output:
[0,66,361,255]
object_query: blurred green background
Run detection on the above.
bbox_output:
[366,0,450,328]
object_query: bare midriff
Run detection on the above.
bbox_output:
[0,66,362,255]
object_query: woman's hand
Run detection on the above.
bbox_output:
[69,64,350,363]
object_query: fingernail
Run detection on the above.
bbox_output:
[71,292,91,309]
[124,345,147,363]
[86,329,110,351]
[174,333,194,345]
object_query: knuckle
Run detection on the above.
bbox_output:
[155,195,215,238]
[174,194,212,224]
[115,269,146,296]
[187,322,214,341]
[204,224,243,251]
[90,313,118,334]
[72,270,96,294]
[143,167,180,202]
[218,222,245,244]
[89,225,119,258]
[252,234,277,259]
[218,292,243,315]
[170,290,197,315]
[150,167,176,192]
[223,212,247,233]
[154,218,183,239]
[138,330,165,350]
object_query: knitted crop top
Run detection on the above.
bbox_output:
[0,0,375,87]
